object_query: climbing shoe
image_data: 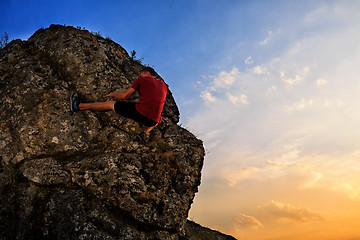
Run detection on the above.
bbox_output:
[70,92,81,112]
[137,132,149,144]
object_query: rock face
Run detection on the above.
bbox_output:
[0,25,223,239]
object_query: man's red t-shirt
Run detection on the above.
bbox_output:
[131,76,167,123]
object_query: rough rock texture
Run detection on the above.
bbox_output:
[0,24,191,238]
[0,25,235,240]
[185,221,237,240]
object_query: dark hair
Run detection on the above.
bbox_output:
[141,66,156,76]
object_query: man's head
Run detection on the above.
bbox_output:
[140,67,156,77]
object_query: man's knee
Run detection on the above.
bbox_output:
[107,101,116,112]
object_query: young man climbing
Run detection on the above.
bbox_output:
[70,67,168,143]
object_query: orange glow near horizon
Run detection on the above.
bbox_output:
[187,5,360,235]
[189,151,360,239]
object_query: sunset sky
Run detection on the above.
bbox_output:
[2,0,360,239]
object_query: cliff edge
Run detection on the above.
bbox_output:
[0,25,236,240]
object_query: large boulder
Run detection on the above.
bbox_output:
[0,25,207,239]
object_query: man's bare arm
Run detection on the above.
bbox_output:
[105,87,136,100]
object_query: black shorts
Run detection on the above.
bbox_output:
[113,102,158,127]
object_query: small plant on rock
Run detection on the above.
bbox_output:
[0,32,9,49]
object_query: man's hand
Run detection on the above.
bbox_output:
[105,88,135,100]
[105,92,117,98]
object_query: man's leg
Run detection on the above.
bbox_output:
[79,101,116,112]
[137,123,158,144]
[143,123,158,134]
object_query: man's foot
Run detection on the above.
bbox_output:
[70,92,81,112]
[137,132,149,144]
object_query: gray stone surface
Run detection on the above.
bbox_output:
[0,25,235,240]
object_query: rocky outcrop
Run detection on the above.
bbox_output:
[0,24,227,240]
[185,221,237,240]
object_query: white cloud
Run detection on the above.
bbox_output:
[303,5,330,26]
[227,93,248,105]
[285,98,314,111]
[288,42,302,55]
[199,67,247,105]
[279,66,310,87]
[266,85,278,96]
[257,200,326,223]
[245,56,254,65]
[339,183,360,200]
[316,78,327,87]
[252,65,269,75]
[187,3,360,238]
[302,3,359,28]
[200,90,216,103]
[211,66,239,89]
[235,214,263,230]
[259,30,273,46]
[227,167,260,187]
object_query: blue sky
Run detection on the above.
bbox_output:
[1,0,321,116]
[2,1,360,239]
